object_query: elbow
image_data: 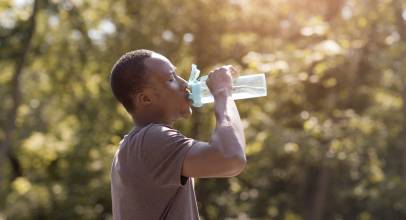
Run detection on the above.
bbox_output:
[210,142,247,177]
[234,155,247,176]
[226,155,247,177]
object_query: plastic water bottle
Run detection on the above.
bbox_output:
[187,64,267,107]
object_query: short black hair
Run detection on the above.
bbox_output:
[109,49,153,113]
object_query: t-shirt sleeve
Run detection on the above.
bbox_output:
[139,124,196,187]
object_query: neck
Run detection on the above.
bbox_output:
[131,111,174,128]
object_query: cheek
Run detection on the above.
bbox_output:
[168,82,180,90]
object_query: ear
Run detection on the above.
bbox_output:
[134,91,152,107]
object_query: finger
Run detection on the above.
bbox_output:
[227,65,239,78]
[207,70,215,78]
[231,66,240,74]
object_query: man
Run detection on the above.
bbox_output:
[109,49,246,220]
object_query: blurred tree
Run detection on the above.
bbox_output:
[0,0,39,201]
[1,0,406,219]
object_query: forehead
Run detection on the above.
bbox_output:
[144,53,175,79]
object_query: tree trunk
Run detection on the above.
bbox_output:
[402,87,406,179]
[0,0,40,187]
[305,146,330,220]
[325,0,345,21]
[393,0,406,40]
[392,0,406,179]
[310,162,330,220]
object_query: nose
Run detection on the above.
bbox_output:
[177,75,189,90]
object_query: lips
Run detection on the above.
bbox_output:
[185,92,192,103]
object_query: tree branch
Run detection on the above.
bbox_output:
[0,0,40,184]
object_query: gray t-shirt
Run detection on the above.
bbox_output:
[111,123,200,220]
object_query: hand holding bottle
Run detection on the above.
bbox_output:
[187,64,267,107]
[206,65,239,99]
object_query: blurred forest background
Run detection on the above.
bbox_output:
[1,0,406,219]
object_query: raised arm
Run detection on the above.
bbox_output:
[182,66,246,178]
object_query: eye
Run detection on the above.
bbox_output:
[169,72,177,81]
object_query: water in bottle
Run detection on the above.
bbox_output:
[187,64,267,107]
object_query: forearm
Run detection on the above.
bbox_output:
[210,91,246,160]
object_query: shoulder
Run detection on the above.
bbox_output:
[134,124,191,149]
[142,123,183,139]
[145,123,174,132]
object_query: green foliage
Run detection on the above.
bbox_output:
[1,0,406,219]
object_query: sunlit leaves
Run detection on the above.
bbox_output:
[2,0,406,219]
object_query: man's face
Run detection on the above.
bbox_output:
[142,53,192,124]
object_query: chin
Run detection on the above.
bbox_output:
[180,107,193,118]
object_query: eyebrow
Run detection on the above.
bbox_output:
[168,71,177,80]
[170,67,177,74]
